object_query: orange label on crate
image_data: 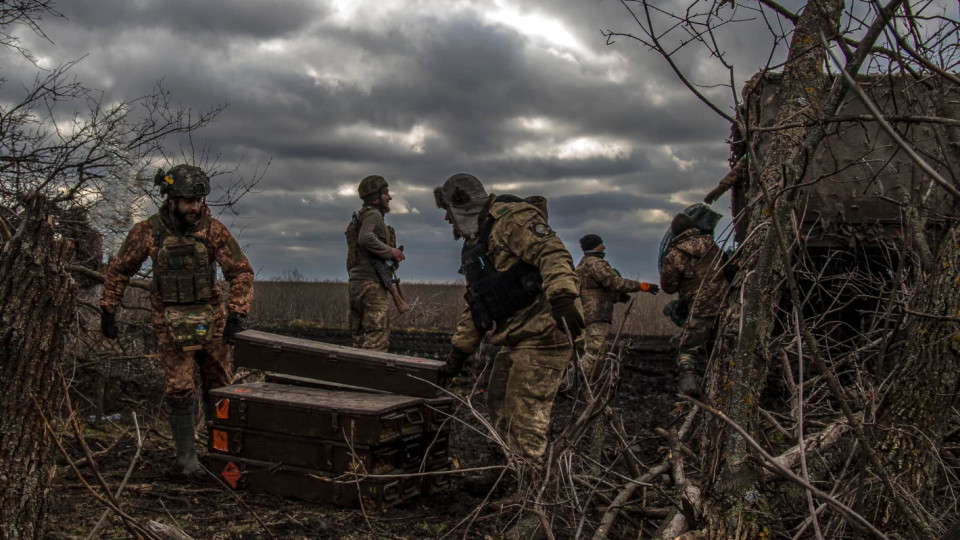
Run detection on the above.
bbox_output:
[233,387,252,394]
[215,399,230,419]
[212,429,229,452]
[221,462,241,488]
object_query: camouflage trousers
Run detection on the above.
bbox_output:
[578,322,610,379]
[487,343,571,460]
[677,314,717,372]
[154,306,230,399]
[349,279,391,351]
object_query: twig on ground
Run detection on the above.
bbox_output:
[201,463,277,540]
[86,412,144,539]
[684,395,889,539]
[29,393,160,540]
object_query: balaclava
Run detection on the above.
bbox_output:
[434,173,488,240]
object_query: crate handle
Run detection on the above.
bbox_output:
[405,409,424,425]
[382,480,400,503]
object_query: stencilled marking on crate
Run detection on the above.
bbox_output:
[213,429,229,452]
[221,461,241,488]
[216,399,230,419]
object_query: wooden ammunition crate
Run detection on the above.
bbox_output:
[206,453,421,509]
[234,330,445,398]
[209,382,425,445]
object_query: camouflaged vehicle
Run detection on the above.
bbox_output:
[732,73,960,250]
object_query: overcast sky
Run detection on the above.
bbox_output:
[5,0,781,282]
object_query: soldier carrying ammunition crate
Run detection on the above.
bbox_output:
[345,175,406,351]
[99,164,254,476]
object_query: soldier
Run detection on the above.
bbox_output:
[99,164,254,475]
[346,175,405,351]
[575,233,659,381]
[659,212,729,397]
[435,173,584,492]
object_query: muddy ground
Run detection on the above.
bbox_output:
[46,327,679,539]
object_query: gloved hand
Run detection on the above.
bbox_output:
[440,348,472,378]
[678,370,702,398]
[223,312,245,344]
[640,282,660,295]
[550,295,585,338]
[100,309,118,340]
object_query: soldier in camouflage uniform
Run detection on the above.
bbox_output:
[346,175,405,351]
[435,173,583,493]
[575,233,659,381]
[659,213,729,397]
[100,164,254,475]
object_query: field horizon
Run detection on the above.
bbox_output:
[250,280,678,336]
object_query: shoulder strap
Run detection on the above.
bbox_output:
[147,214,165,245]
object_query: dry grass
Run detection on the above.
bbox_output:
[250,280,678,336]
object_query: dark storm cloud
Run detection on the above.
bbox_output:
[52,0,324,39]
[4,0,761,281]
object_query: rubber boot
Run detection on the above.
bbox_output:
[165,396,202,476]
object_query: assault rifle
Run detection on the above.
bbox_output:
[372,249,411,314]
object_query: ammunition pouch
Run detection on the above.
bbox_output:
[155,232,214,304]
[461,241,542,332]
[163,304,215,348]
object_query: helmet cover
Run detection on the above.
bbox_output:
[154,164,210,199]
[358,175,389,201]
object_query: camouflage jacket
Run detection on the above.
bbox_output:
[100,204,255,316]
[659,229,727,318]
[452,195,581,352]
[577,253,643,324]
[348,205,397,283]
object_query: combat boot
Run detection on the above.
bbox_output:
[165,395,202,476]
[678,370,702,398]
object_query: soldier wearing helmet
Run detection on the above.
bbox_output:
[345,175,405,350]
[435,172,583,495]
[99,164,254,475]
[659,212,729,397]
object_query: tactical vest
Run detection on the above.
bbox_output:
[148,214,215,305]
[461,197,543,332]
[345,210,365,271]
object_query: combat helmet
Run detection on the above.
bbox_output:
[154,164,210,199]
[358,175,389,201]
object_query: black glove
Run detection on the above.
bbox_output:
[100,309,118,340]
[640,282,660,295]
[223,312,245,344]
[440,348,471,378]
[550,295,585,339]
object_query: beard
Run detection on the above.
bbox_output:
[172,206,200,227]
